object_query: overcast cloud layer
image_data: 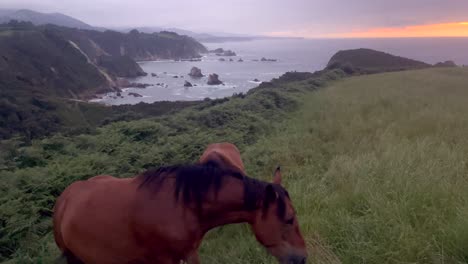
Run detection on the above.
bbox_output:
[1,0,468,37]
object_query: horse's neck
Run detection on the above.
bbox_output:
[199,177,257,232]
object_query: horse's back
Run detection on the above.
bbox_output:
[199,142,245,174]
[53,175,139,263]
[53,175,122,246]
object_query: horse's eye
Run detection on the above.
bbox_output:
[286,217,294,225]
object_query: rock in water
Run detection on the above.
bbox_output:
[261,57,278,62]
[215,50,236,56]
[129,92,143,97]
[209,48,224,53]
[184,81,193,87]
[207,74,223,85]
[151,73,158,77]
[223,50,236,56]
[189,67,203,78]
[132,83,153,88]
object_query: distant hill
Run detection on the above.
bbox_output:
[118,26,302,43]
[0,21,207,140]
[0,9,97,30]
[117,26,255,43]
[327,48,431,74]
[0,9,296,43]
[0,22,114,99]
[77,29,207,61]
[0,21,207,96]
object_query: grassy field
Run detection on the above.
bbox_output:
[198,68,468,263]
[2,67,468,263]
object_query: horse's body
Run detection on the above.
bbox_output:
[54,175,200,263]
[54,143,307,264]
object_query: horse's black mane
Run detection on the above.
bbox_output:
[138,161,288,219]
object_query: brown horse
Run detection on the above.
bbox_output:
[53,149,307,264]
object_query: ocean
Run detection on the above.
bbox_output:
[92,37,468,105]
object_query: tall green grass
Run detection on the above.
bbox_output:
[199,68,468,263]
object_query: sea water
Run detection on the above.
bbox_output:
[93,37,468,105]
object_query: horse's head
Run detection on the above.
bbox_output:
[251,167,307,264]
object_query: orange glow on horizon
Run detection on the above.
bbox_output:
[327,22,468,38]
[335,22,468,38]
[267,22,468,39]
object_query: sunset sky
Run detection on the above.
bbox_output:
[2,0,468,38]
[333,22,468,38]
[270,22,468,39]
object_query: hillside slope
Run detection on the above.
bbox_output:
[2,67,468,263]
[0,24,111,98]
[200,67,468,263]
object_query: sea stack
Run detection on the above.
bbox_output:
[188,66,204,78]
[129,92,143,97]
[184,81,193,87]
[207,74,223,85]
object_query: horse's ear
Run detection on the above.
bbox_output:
[265,184,277,204]
[273,166,282,185]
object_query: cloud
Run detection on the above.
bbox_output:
[1,0,468,36]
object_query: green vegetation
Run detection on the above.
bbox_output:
[2,64,468,263]
[200,67,468,263]
[327,48,431,74]
[0,68,347,263]
[0,86,202,141]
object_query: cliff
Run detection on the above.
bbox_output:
[0,22,113,99]
[0,21,207,99]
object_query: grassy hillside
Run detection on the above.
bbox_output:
[199,67,468,263]
[2,67,468,263]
